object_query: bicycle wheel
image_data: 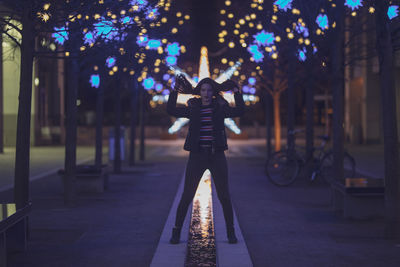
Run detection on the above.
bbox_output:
[320,151,356,183]
[265,151,300,186]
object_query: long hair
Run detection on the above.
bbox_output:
[174,75,238,96]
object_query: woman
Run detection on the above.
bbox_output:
[166,75,245,244]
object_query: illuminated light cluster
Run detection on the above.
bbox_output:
[247,44,264,63]
[83,32,95,45]
[344,0,363,11]
[90,74,100,88]
[166,56,178,66]
[388,5,399,20]
[166,42,180,56]
[130,0,148,11]
[295,23,309,37]
[93,19,120,42]
[146,7,159,20]
[136,35,149,46]
[52,26,68,45]
[147,39,162,49]
[274,0,293,11]
[316,14,329,30]
[142,77,155,90]
[253,30,275,46]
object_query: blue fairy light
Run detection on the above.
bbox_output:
[163,74,170,81]
[166,56,177,66]
[130,0,148,11]
[298,48,307,62]
[106,57,116,68]
[155,83,163,92]
[90,74,100,88]
[316,14,329,30]
[274,0,293,11]
[248,45,264,63]
[344,0,363,11]
[388,5,399,20]
[248,77,256,85]
[146,7,159,20]
[121,16,132,24]
[136,35,148,46]
[167,42,180,56]
[143,77,155,90]
[83,31,95,45]
[249,87,256,94]
[242,85,250,93]
[295,23,309,37]
[162,89,170,95]
[193,76,199,83]
[52,27,68,45]
[147,39,161,49]
[94,19,118,41]
[253,30,275,46]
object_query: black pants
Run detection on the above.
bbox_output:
[174,150,234,230]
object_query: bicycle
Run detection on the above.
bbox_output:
[265,129,356,186]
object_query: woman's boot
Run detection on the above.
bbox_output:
[169,227,181,244]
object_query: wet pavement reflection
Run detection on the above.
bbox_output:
[185,170,216,267]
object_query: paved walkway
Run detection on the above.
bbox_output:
[1,139,399,266]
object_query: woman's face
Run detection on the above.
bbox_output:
[200,83,214,105]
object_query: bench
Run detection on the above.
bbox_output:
[331,177,384,219]
[0,203,31,267]
[58,164,109,193]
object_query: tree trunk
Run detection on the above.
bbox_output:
[139,87,145,161]
[264,91,272,158]
[331,0,345,183]
[64,54,78,206]
[113,77,122,173]
[273,93,281,152]
[95,75,104,170]
[305,60,314,161]
[0,32,3,154]
[374,0,400,240]
[129,77,138,166]
[14,7,34,209]
[287,47,296,152]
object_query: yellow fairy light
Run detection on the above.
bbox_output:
[171,27,178,34]
[240,75,246,80]
[257,24,263,30]
[229,61,234,66]
[43,3,50,10]
[65,51,70,57]
[109,70,114,76]
[225,0,231,6]
[181,45,186,53]
[234,70,239,76]
[138,77,143,82]
[220,21,226,26]
[288,32,294,39]
[239,19,245,24]
[161,17,167,23]
[162,38,167,43]
[258,5,263,10]
[111,14,117,19]
[228,13,234,19]
[80,46,86,51]
[271,53,278,59]
[229,42,235,48]
[351,11,357,16]
[235,24,240,28]
[304,39,310,45]
[265,47,272,52]
[220,9,226,15]
[154,67,160,73]
[141,28,147,33]
[185,15,190,20]
[179,20,184,25]
[234,29,239,35]
[176,12,182,17]
[138,59,144,64]
[129,70,135,76]
[94,66,98,71]
[249,22,254,28]
[241,43,247,48]
[250,13,256,19]
[369,7,375,13]
[157,47,163,54]
[123,67,127,72]
[221,58,228,64]
[245,15,250,21]
[332,22,336,28]
[298,38,304,44]
[316,29,322,35]
[292,8,300,15]
[219,38,225,43]
[112,66,118,72]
